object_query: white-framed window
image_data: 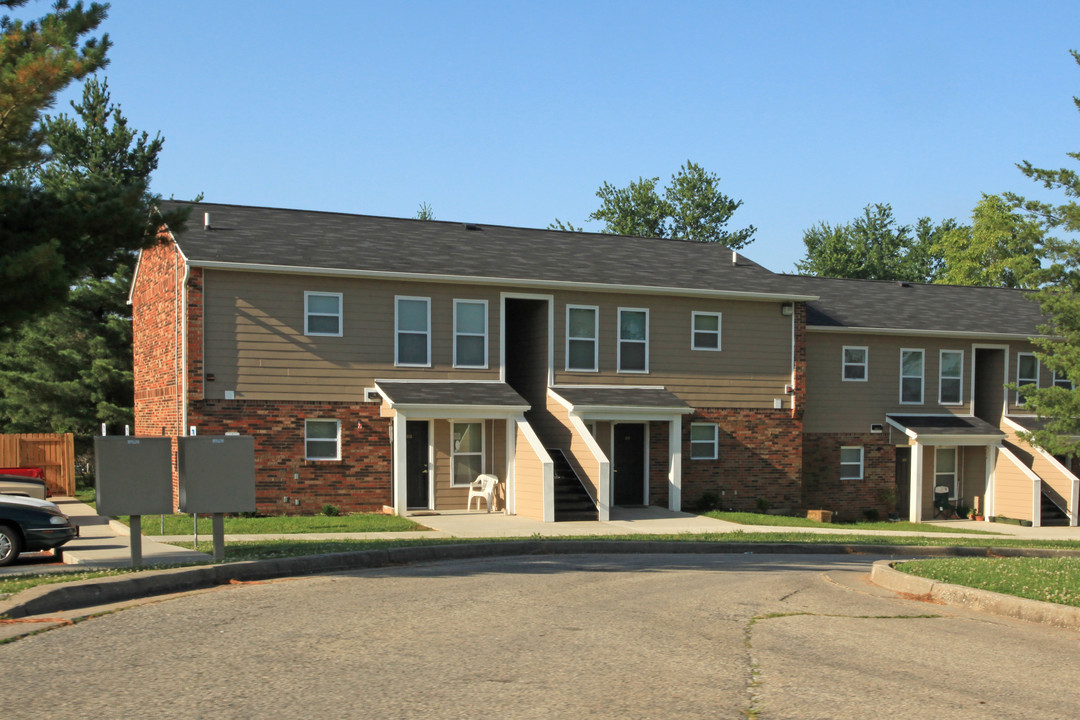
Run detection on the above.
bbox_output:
[453,299,488,369]
[1054,370,1073,390]
[450,421,484,487]
[1016,352,1039,405]
[566,305,599,372]
[618,307,649,373]
[900,349,924,404]
[690,423,718,460]
[691,312,721,351]
[939,350,964,405]
[935,446,957,500]
[839,446,864,480]
[842,346,868,381]
[395,296,430,367]
[304,291,342,337]
[305,419,340,461]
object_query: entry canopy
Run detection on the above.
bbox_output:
[375,380,529,416]
[886,415,1005,445]
[550,385,692,418]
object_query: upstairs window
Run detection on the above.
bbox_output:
[691,312,721,351]
[304,292,342,336]
[1054,370,1073,390]
[618,308,649,373]
[900,349,924,404]
[454,300,488,368]
[840,446,864,480]
[396,296,430,367]
[842,346,868,381]
[1017,353,1039,404]
[566,305,599,372]
[939,350,964,405]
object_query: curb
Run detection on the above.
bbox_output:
[870,559,1080,632]
[3,541,1080,620]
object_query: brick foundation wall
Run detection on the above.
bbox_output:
[190,399,391,514]
[681,408,802,512]
[648,421,670,508]
[802,433,897,521]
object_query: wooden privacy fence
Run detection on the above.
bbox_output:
[0,433,76,496]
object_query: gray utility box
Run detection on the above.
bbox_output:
[177,436,256,514]
[94,436,174,517]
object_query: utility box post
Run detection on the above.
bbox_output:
[177,436,256,563]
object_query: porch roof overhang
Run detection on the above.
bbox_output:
[375,380,529,419]
[1004,415,1080,439]
[886,414,1005,446]
[549,385,693,422]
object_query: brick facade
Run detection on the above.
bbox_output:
[648,421,670,508]
[132,239,185,438]
[801,432,897,521]
[190,399,391,514]
[680,408,803,512]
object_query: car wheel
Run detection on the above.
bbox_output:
[0,524,20,567]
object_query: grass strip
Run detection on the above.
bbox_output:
[898,557,1080,608]
[705,511,1000,535]
[117,512,424,535]
[0,569,135,598]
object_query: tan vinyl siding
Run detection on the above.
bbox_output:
[202,270,501,401]
[804,333,1041,433]
[994,450,1036,522]
[1003,426,1076,518]
[431,418,507,510]
[552,291,792,408]
[514,422,546,520]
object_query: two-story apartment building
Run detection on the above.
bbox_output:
[132,202,812,521]
[786,275,1078,526]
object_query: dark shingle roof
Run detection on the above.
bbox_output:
[551,386,690,411]
[779,275,1045,336]
[888,415,1005,437]
[160,202,813,299]
[375,381,528,409]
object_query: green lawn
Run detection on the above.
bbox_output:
[898,557,1080,608]
[0,568,134,598]
[121,512,425,535]
[705,511,1000,535]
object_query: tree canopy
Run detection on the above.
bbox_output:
[551,161,757,248]
[935,194,1044,289]
[1006,50,1080,454]
[794,203,956,282]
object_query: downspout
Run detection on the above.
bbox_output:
[180,259,190,436]
[790,304,796,412]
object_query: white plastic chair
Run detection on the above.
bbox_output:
[467,474,499,512]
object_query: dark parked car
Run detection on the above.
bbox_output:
[0,496,78,566]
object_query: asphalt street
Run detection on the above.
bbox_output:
[2,553,1078,719]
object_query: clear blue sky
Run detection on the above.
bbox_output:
[46,0,1080,271]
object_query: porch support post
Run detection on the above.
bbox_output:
[505,418,515,516]
[909,441,924,523]
[1071,475,1079,527]
[392,410,408,517]
[668,415,682,512]
[985,444,997,521]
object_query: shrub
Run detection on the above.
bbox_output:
[691,492,722,512]
[321,504,341,517]
[862,508,880,522]
[756,496,771,513]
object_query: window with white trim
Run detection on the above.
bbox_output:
[1016,352,1039,404]
[618,308,649,373]
[566,305,598,371]
[450,422,484,486]
[935,447,957,500]
[939,350,964,405]
[454,299,487,368]
[305,419,340,461]
[1054,370,1073,390]
[900,349,924,404]
[691,312,721,351]
[690,423,718,460]
[304,292,342,336]
[395,296,430,367]
[842,346,868,381]
[839,446,864,480]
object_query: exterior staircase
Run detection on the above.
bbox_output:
[1041,491,1071,526]
[548,448,598,521]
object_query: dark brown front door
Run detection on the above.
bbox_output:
[406,421,429,508]
[613,423,645,506]
[895,447,911,517]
